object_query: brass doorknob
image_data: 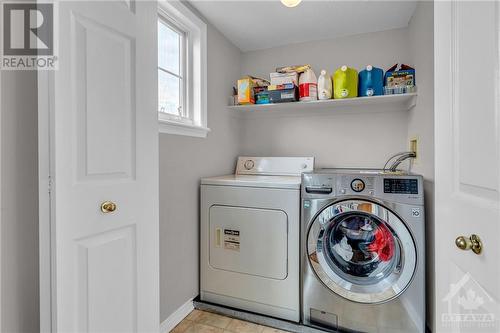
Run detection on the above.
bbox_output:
[100,201,117,213]
[455,234,482,255]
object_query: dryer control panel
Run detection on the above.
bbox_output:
[236,156,314,176]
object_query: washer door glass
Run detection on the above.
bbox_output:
[307,199,416,304]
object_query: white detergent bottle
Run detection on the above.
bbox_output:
[299,69,318,101]
[317,70,332,100]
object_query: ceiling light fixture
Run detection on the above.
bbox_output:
[280,0,302,8]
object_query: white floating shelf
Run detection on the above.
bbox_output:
[228,92,417,117]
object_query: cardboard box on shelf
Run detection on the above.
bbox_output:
[237,77,255,105]
[255,91,270,104]
[270,72,299,86]
[384,64,416,95]
[384,64,415,88]
[268,83,295,91]
[268,86,299,103]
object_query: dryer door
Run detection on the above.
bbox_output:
[209,205,288,280]
[307,199,416,304]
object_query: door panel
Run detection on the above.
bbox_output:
[77,226,136,332]
[435,1,500,332]
[39,1,158,331]
[73,14,136,181]
[454,2,499,197]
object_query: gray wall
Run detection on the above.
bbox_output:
[239,28,412,168]
[0,4,434,330]
[1,72,40,332]
[407,2,435,331]
[159,24,242,321]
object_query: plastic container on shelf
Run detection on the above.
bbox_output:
[317,70,332,100]
[358,65,384,97]
[333,65,358,99]
[299,69,318,101]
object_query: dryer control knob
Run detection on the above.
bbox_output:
[244,160,255,170]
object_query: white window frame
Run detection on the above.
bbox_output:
[158,0,209,138]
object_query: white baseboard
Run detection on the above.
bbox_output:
[160,298,194,333]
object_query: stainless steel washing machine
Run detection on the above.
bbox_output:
[301,169,425,333]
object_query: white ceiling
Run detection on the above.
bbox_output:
[188,0,418,52]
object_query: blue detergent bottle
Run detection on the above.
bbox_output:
[358,65,384,97]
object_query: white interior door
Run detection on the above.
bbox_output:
[38,1,159,332]
[435,1,500,332]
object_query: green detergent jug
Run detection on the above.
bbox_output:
[333,65,358,99]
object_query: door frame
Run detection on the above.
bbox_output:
[38,68,54,333]
[0,63,2,333]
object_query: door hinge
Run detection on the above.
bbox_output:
[48,175,52,194]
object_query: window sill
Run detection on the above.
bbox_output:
[158,119,210,138]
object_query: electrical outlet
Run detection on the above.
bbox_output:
[409,137,418,162]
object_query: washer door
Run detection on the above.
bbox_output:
[307,199,416,304]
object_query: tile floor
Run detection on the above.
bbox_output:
[171,309,291,333]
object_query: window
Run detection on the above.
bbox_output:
[157,1,208,137]
[158,19,185,119]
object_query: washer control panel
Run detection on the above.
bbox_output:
[340,175,374,195]
[302,170,424,205]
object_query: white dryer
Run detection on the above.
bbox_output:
[200,157,314,322]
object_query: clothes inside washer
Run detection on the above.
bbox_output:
[333,236,353,261]
[324,211,398,282]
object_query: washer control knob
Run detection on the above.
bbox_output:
[340,189,346,194]
[351,179,365,192]
[244,159,255,170]
[368,190,374,196]
[301,163,308,169]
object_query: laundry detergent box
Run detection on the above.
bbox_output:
[384,64,416,90]
[254,86,270,104]
[255,92,270,104]
[268,86,299,103]
[237,77,255,104]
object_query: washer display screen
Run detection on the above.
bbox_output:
[383,179,418,194]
